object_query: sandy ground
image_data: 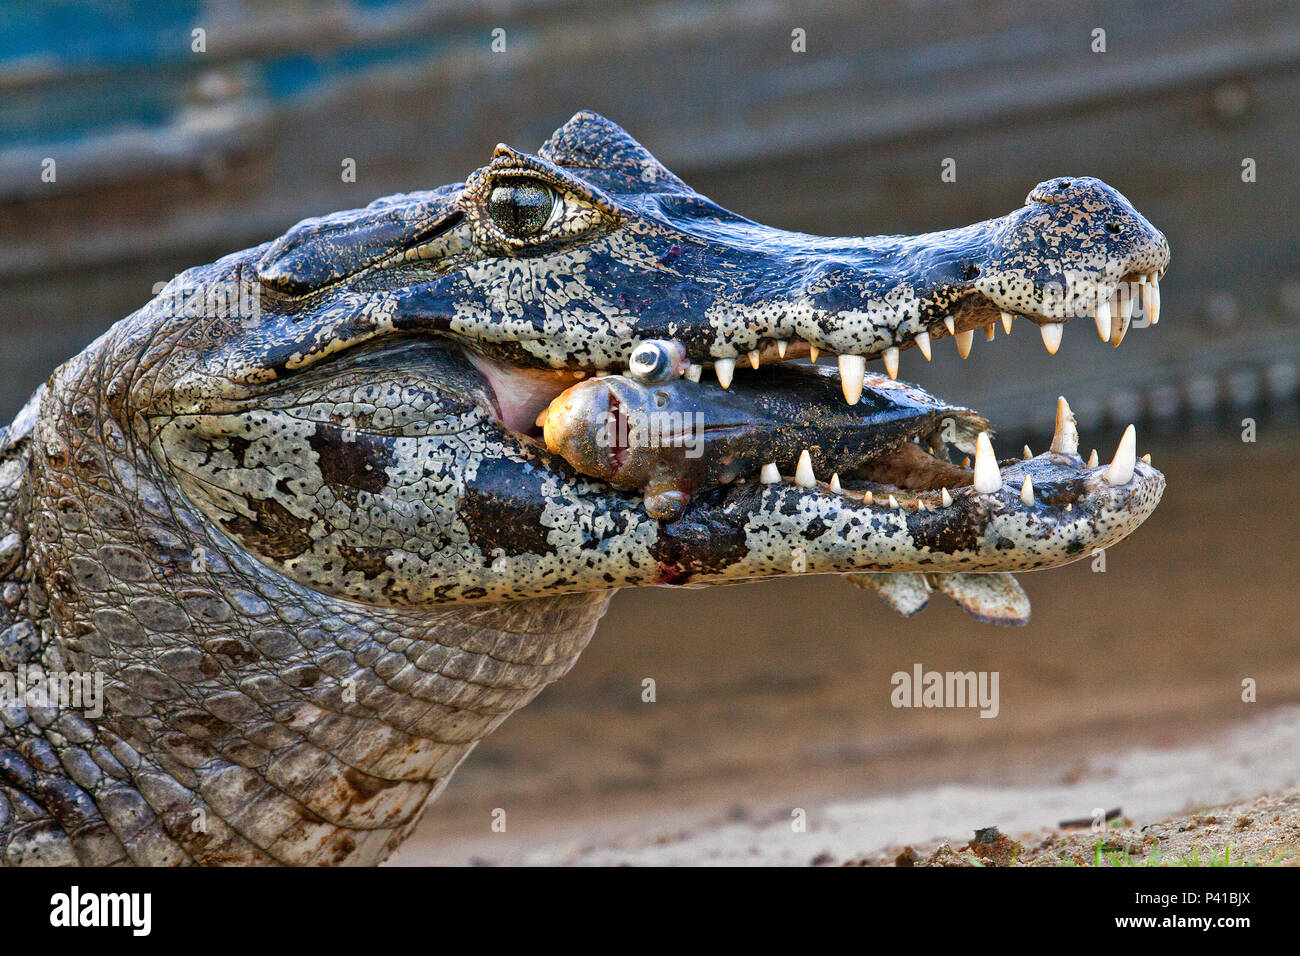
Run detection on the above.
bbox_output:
[397,707,1300,866]
[390,423,1300,866]
[884,784,1300,867]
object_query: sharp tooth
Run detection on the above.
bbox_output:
[1093,298,1112,341]
[1022,445,1033,460]
[838,354,866,404]
[916,499,928,512]
[944,316,957,335]
[915,331,932,361]
[1116,283,1132,321]
[830,473,842,492]
[955,329,974,359]
[714,357,735,389]
[748,350,761,370]
[973,432,1001,493]
[962,456,971,468]
[809,345,820,363]
[685,363,702,383]
[1050,395,1079,455]
[1020,474,1035,506]
[1110,309,1130,347]
[1104,424,1137,485]
[882,347,899,380]
[1141,453,1152,464]
[864,490,874,504]
[1087,448,1098,468]
[1040,321,1064,354]
[940,487,953,507]
[1148,278,1161,325]
[1001,311,1014,334]
[984,322,996,341]
[1065,502,1073,511]
[795,450,816,487]
[777,339,788,358]
[888,494,899,509]
[760,461,780,484]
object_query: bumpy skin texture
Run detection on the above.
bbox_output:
[0,113,1167,865]
[1,379,607,865]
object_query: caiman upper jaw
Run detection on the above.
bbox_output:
[664,174,1170,402]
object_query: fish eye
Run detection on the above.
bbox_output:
[487,180,557,237]
[627,340,685,384]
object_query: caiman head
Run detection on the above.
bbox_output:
[141,111,1168,621]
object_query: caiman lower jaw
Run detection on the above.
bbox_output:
[529,344,1165,576]
[672,394,1164,575]
[747,423,1166,575]
[699,457,1166,580]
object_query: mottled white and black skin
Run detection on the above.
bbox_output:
[0,112,1168,865]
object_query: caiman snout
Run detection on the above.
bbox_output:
[1024,176,1168,264]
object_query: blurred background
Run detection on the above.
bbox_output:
[1,0,1297,863]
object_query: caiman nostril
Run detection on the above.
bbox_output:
[1028,177,1082,204]
[1104,220,1121,233]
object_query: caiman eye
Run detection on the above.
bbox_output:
[487,181,557,237]
[627,339,686,384]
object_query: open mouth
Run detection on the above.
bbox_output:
[471,269,1165,534]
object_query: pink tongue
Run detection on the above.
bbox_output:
[467,352,577,433]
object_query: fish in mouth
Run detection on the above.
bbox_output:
[152,111,1168,624]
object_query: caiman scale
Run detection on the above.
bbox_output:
[0,112,1168,865]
